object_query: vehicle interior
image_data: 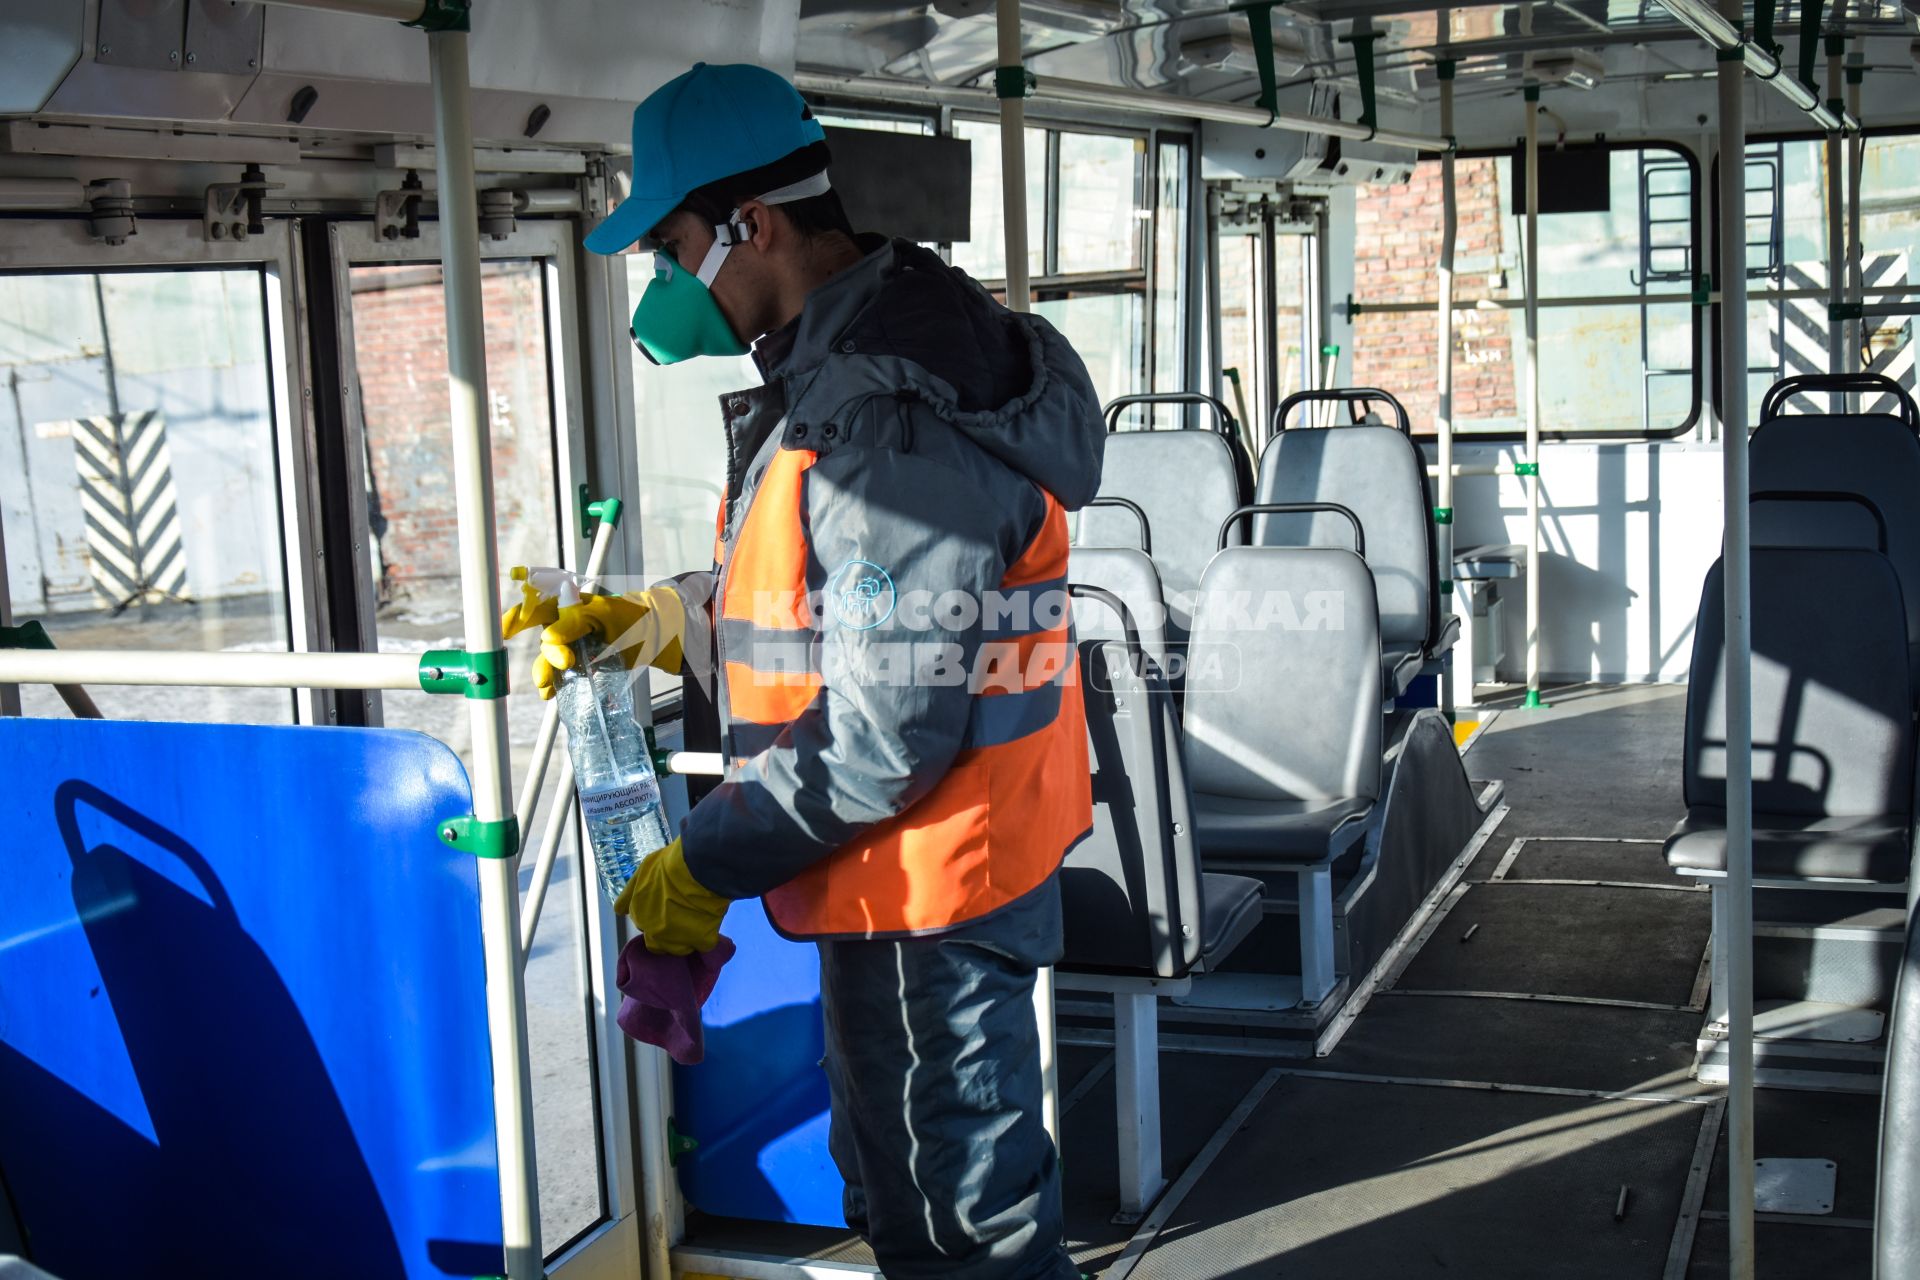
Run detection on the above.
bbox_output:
[2,1,1919,1278]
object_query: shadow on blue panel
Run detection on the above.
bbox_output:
[676,999,839,1225]
[0,781,408,1278]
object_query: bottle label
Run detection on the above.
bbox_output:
[580,776,662,820]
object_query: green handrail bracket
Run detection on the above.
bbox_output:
[1439,577,1455,593]
[643,723,676,776]
[995,65,1036,99]
[577,485,625,539]
[1523,83,1540,104]
[1514,461,1540,477]
[1245,1,1281,122]
[0,620,54,651]
[420,647,510,699]
[1523,688,1549,710]
[1829,301,1865,321]
[1691,272,1714,307]
[1796,0,1826,94]
[403,0,471,33]
[439,814,520,860]
[668,1118,700,1166]
[1433,506,1454,525]
[1337,30,1382,134]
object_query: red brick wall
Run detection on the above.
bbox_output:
[1352,157,1519,429]
[350,263,555,601]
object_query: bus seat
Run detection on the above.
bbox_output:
[1255,405,1453,698]
[1069,545,1174,675]
[1751,411,1920,686]
[1080,428,1249,652]
[1059,579,1261,1218]
[1666,547,1914,883]
[1182,545,1384,1005]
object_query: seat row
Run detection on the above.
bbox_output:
[1665,371,1920,1089]
[1054,386,1445,1214]
[1080,388,1456,704]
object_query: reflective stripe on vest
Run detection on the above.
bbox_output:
[718,444,1092,939]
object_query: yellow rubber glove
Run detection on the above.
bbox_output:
[532,586,687,700]
[613,837,731,955]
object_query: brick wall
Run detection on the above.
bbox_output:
[1352,157,1520,429]
[350,262,555,603]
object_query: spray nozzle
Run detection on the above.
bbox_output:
[510,564,583,608]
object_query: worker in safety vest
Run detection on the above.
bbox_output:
[506,63,1102,1279]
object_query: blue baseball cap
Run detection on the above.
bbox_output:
[585,62,828,256]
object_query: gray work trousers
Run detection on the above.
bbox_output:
[818,876,1078,1280]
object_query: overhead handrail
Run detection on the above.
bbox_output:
[1103,391,1239,438]
[1078,497,1154,556]
[1759,373,1919,428]
[1218,502,1367,558]
[1750,488,1890,554]
[1274,386,1413,434]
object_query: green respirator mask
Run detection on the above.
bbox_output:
[629,170,833,366]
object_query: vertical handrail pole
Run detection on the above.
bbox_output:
[1522,83,1544,709]
[1436,46,1458,713]
[997,0,1059,1149]
[1845,49,1864,399]
[1824,44,1845,405]
[1715,17,1757,1279]
[427,26,544,1277]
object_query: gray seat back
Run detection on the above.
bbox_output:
[1182,546,1384,805]
[1061,582,1205,979]
[1684,547,1912,821]
[1080,430,1247,647]
[1255,424,1436,654]
[1751,413,1920,680]
[1069,546,1172,675]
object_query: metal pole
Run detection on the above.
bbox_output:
[427,27,543,1278]
[997,0,1032,314]
[790,72,1452,155]
[1846,52,1864,388]
[1825,45,1845,405]
[514,514,622,954]
[1716,24,1757,1279]
[995,0,1059,1149]
[1522,85,1543,709]
[0,648,423,688]
[1436,51,1458,714]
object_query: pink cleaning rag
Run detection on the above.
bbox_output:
[614,934,735,1065]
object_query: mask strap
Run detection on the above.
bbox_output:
[690,168,835,288]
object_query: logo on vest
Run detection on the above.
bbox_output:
[828,559,897,630]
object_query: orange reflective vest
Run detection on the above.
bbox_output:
[714,446,1092,940]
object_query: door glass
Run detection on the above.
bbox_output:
[0,268,293,724]
[346,258,604,1252]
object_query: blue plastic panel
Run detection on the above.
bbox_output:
[673,902,845,1227]
[0,718,503,1279]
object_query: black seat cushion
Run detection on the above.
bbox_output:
[1191,792,1373,863]
[1665,806,1912,882]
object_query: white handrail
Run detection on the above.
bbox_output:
[0,648,422,688]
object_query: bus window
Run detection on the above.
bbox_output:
[1,269,295,724]
[1350,146,1699,436]
[1742,134,1920,422]
[1152,138,1190,396]
[345,255,606,1253]
[950,118,1047,282]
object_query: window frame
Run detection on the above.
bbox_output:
[0,216,327,724]
[1348,137,1706,442]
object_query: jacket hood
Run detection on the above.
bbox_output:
[774,238,1106,509]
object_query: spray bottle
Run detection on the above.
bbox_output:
[512,566,672,902]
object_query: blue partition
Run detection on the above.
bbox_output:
[0,719,503,1279]
[672,902,845,1228]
